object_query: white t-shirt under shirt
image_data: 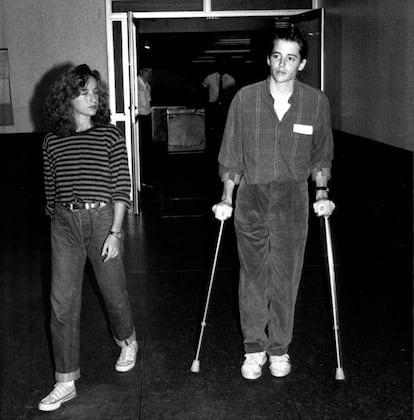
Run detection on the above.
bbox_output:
[270,90,292,121]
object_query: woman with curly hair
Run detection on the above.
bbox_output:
[39,64,137,412]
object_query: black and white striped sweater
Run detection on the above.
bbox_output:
[42,124,131,215]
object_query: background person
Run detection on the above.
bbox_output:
[202,59,236,170]
[212,27,335,381]
[39,64,137,411]
[136,66,153,188]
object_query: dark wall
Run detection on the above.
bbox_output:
[1,133,46,217]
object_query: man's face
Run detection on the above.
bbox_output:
[141,68,152,83]
[267,39,306,85]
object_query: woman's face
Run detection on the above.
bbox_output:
[71,76,99,120]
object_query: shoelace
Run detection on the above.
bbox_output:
[245,353,265,364]
[271,354,289,362]
[119,344,135,363]
[47,383,72,401]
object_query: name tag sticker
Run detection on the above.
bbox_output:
[293,124,313,135]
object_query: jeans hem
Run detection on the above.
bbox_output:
[267,349,289,357]
[55,368,80,382]
[114,328,136,348]
[244,343,266,354]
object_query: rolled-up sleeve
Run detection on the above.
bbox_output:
[110,133,132,209]
[311,94,334,176]
[218,92,243,184]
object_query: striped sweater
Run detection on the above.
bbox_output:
[43,124,131,215]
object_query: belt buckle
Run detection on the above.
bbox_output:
[85,201,106,210]
[66,201,106,211]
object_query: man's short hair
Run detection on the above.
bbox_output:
[266,26,308,61]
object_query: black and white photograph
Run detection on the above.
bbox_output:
[0,0,412,419]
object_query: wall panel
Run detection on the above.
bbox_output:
[112,1,203,13]
[112,0,312,12]
[0,0,108,134]
[322,0,413,151]
[212,0,312,10]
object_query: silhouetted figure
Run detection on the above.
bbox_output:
[202,60,236,170]
[136,66,154,188]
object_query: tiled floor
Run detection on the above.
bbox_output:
[0,132,412,419]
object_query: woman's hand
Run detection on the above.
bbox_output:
[101,234,121,262]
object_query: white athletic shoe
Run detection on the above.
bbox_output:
[269,354,291,377]
[115,340,138,372]
[241,351,267,380]
[38,381,76,411]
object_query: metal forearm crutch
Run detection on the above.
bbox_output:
[322,215,345,380]
[191,220,225,373]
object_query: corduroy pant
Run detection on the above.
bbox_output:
[50,203,135,382]
[234,177,309,356]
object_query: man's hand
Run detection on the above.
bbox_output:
[313,199,335,217]
[212,201,233,220]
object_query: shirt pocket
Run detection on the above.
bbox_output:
[291,121,314,172]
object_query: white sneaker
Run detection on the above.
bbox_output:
[269,354,291,377]
[115,340,138,372]
[38,381,76,411]
[241,351,267,380]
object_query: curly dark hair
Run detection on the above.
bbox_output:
[44,64,111,136]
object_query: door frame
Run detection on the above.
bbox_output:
[105,0,324,215]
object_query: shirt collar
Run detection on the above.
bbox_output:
[265,77,299,104]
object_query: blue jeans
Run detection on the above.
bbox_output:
[50,203,135,382]
[234,178,309,356]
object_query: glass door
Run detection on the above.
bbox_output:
[107,13,142,215]
[290,8,324,90]
[107,7,324,216]
[128,12,141,214]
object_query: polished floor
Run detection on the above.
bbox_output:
[0,131,412,419]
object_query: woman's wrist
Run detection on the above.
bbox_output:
[109,230,122,239]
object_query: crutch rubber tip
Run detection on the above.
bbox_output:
[335,367,345,381]
[190,360,200,373]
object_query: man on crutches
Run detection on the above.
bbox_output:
[213,26,335,381]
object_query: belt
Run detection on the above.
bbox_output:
[61,201,107,211]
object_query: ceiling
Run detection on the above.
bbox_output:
[142,32,255,65]
[137,16,295,65]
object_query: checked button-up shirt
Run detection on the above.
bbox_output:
[218,78,334,185]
